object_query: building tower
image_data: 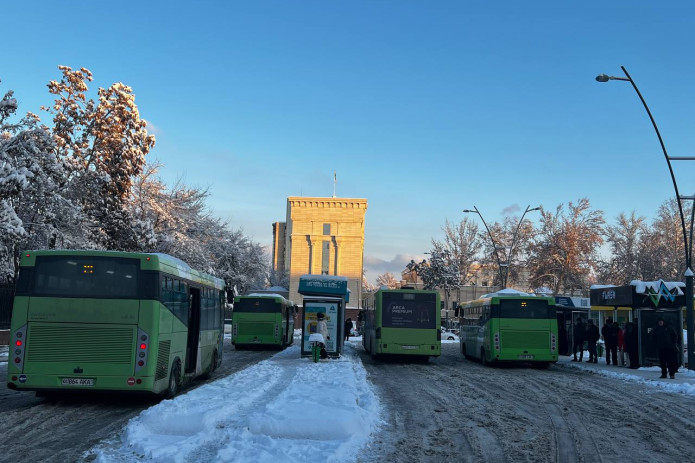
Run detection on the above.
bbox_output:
[276,197,367,311]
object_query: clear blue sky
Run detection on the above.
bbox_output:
[4,1,695,282]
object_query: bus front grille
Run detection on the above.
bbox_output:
[27,325,134,364]
[239,322,274,336]
[501,331,549,350]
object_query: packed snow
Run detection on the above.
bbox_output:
[92,339,381,463]
[560,353,695,397]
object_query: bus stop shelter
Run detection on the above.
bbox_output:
[590,280,685,367]
[298,275,350,358]
[554,296,590,356]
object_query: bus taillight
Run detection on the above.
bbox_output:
[135,328,150,374]
[550,333,557,352]
[10,325,27,372]
[274,323,279,338]
[494,332,500,351]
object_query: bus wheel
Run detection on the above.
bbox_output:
[480,348,488,366]
[165,362,180,398]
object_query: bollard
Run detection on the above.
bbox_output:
[312,343,320,363]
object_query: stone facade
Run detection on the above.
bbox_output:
[271,221,287,273]
[277,197,367,308]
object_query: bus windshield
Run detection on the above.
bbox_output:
[494,299,553,319]
[381,292,436,329]
[234,298,282,313]
[31,255,139,299]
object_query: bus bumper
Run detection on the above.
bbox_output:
[7,373,158,392]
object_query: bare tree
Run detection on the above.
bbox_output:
[598,211,646,285]
[435,218,482,285]
[528,198,604,294]
[476,215,535,288]
[375,272,400,289]
[641,198,688,281]
[42,66,156,249]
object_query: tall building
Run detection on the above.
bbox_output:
[273,196,368,310]
[271,221,287,274]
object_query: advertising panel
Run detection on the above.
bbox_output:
[381,292,436,329]
[303,300,339,354]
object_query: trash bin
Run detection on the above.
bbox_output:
[309,333,324,363]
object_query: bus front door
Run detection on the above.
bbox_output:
[186,287,201,374]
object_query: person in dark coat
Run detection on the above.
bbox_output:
[571,318,586,362]
[586,319,600,363]
[344,318,352,341]
[601,318,620,365]
[651,317,681,379]
[624,321,640,369]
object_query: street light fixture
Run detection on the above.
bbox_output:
[596,65,695,371]
[463,205,540,289]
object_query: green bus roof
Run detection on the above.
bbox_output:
[234,293,294,306]
[20,249,225,290]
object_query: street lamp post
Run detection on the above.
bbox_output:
[596,66,695,371]
[463,205,540,289]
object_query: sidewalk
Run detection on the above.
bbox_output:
[555,354,695,396]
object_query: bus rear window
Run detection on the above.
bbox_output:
[32,256,139,299]
[381,292,436,329]
[495,299,553,319]
[234,298,280,313]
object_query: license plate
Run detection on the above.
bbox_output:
[401,345,418,350]
[518,355,534,360]
[61,378,95,386]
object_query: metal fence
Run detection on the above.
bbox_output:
[0,284,14,329]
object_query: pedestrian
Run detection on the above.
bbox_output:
[316,312,330,359]
[571,317,586,362]
[601,318,619,365]
[617,323,626,366]
[624,321,640,368]
[650,317,681,379]
[586,319,600,363]
[344,317,352,341]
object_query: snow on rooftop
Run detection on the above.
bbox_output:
[245,293,289,300]
[481,288,533,298]
[630,279,685,295]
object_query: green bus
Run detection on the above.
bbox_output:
[459,292,558,368]
[7,250,225,397]
[363,288,441,359]
[231,294,296,349]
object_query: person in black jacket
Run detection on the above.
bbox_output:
[624,321,640,369]
[571,318,586,362]
[586,319,600,363]
[344,318,352,341]
[651,317,681,379]
[601,318,620,365]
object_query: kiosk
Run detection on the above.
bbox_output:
[590,280,685,367]
[298,275,350,358]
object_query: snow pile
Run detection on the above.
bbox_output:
[562,362,695,396]
[93,343,381,463]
